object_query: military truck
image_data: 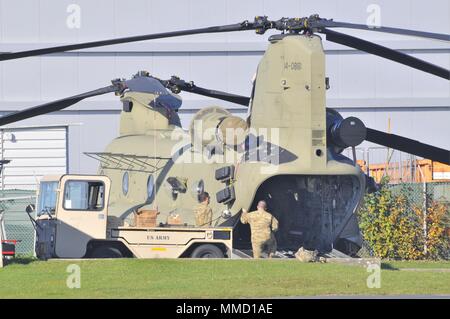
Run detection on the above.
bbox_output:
[32,175,233,259]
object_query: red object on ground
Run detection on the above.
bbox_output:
[1,239,17,256]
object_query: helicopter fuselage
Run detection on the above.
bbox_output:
[99,34,365,253]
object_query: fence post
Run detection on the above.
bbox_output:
[422,177,428,256]
[416,164,428,256]
[422,182,428,256]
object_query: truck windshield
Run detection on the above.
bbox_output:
[37,181,58,215]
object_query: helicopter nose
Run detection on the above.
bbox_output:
[329,116,367,148]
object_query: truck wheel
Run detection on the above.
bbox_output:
[90,246,123,258]
[191,244,224,258]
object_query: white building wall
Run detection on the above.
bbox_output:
[0,126,68,189]
[0,0,448,174]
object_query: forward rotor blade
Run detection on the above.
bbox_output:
[0,22,253,62]
[366,128,450,165]
[162,77,251,106]
[321,28,450,80]
[318,20,450,41]
[0,85,116,126]
[182,86,250,106]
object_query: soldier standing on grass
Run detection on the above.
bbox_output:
[194,192,213,227]
[241,200,279,258]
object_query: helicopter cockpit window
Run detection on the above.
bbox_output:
[122,171,129,196]
[37,181,58,216]
[63,180,105,211]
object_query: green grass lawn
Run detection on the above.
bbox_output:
[1,258,450,298]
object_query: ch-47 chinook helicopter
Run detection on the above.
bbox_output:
[1,15,449,259]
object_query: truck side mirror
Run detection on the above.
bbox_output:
[25,204,35,214]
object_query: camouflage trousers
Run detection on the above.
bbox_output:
[251,234,277,259]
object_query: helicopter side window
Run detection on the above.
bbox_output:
[63,180,105,211]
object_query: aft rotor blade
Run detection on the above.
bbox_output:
[321,28,450,80]
[0,22,253,62]
[177,82,450,164]
[366,128,450,165]
[319,20,450,41]
[0,85,116,126]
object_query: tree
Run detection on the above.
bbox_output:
[358,178,449,260]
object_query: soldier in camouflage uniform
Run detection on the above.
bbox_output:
[241,200,279,258]
[193,192,213,227]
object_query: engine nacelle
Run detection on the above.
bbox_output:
[189,106,247,150]
[326,109,366,152]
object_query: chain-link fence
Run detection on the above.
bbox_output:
[358,182,450,259]
[0,189,36,255]
[389,182,450,207]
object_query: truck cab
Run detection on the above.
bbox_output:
[34,174,233,259]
